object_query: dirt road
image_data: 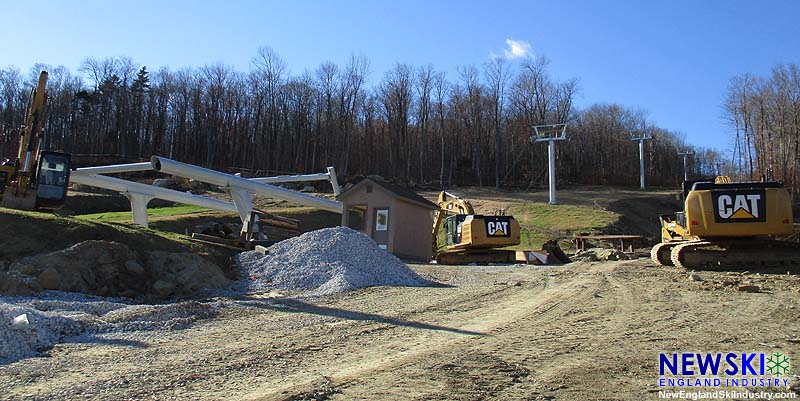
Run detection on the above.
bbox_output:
[1,259,799,400]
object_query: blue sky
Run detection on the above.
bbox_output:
[1,0,798,151]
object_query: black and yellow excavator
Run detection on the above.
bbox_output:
[432,191,522,264]
[651,176,800,269]
[0,71,71,210]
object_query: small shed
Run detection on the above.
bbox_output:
[337,177,438,261]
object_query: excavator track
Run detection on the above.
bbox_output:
[435,249,517,265]
[650,242,678,266]
[670,240,800,270]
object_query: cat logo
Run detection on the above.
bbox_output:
[712,190,767,223]
[485,217,512,237]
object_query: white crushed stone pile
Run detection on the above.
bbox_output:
[0,292,214,364]
[234,227,431,296]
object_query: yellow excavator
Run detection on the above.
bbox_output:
[651,176,800,269]
[431,191,522,264]
[1,71,71,210]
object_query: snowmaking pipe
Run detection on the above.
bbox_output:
[73,162,153,175]
[150,156,343,214]
[249,166,341,196]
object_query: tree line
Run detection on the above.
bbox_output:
[1,48,716,191]
[724,63,800,198]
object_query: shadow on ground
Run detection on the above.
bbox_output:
[238,297,484,336]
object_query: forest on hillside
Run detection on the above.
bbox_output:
[0,48,796,195]
[724,63,800,196]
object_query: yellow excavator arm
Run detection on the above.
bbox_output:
[18,71,48,178]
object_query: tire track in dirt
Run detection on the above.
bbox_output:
[250,266,621,400]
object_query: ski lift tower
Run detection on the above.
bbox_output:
[531,123,567,205]
[629,130,652,189]
[678,149,695,181]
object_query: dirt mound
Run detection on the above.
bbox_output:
[1,241,229,298]
[234,227,432,296]
[604,195,681,240]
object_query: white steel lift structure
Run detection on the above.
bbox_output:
[70,156,342,228]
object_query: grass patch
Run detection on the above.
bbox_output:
[435,202,619,251]
[509,203,619,250]
[76,205,211,223]
[509,203,619,231]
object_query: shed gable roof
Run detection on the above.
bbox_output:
[338,178,438,210]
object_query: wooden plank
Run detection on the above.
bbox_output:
[572,234,642,240]
[262,218,300,230]
[263,226,300,239]
[191,233,238,246]
[261,212,300,225]
[185,237,245,251]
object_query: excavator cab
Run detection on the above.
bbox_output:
[443,214,467,247]
[34,151,71,208]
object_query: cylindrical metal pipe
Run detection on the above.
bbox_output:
[327,166,341,196]
[548,140,557,205]
[71,173,238,213]
[639,139,645,189]
[249,172,330,184]
[151,156,343,214]
[683,155,688,181]
[73,162,153,175]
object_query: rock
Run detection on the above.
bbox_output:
[4,241,141,296]
[145,251,230,295]
[153,178,177,188]
[152,280,176,297]
[301,185,316,192]
[721,279,738,287]
[17,264,38,275]
[124,260,145,275]
[37,267,62,290]
[0,271,35,295]
[572,250,600,262]
[572,248,629,262]
[737,284,760,293]
[188,179,208,190]
[688,273,703,282]
[11,314,29,331]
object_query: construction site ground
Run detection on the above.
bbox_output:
[2,260,799,400]
[2,186,799,400]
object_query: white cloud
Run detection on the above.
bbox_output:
[503,39,532,59]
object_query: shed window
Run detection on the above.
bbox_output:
[366,184,373,193]
[375,209,389,231]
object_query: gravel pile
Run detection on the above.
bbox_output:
[0,292,215,364]
[234,227,431,296]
